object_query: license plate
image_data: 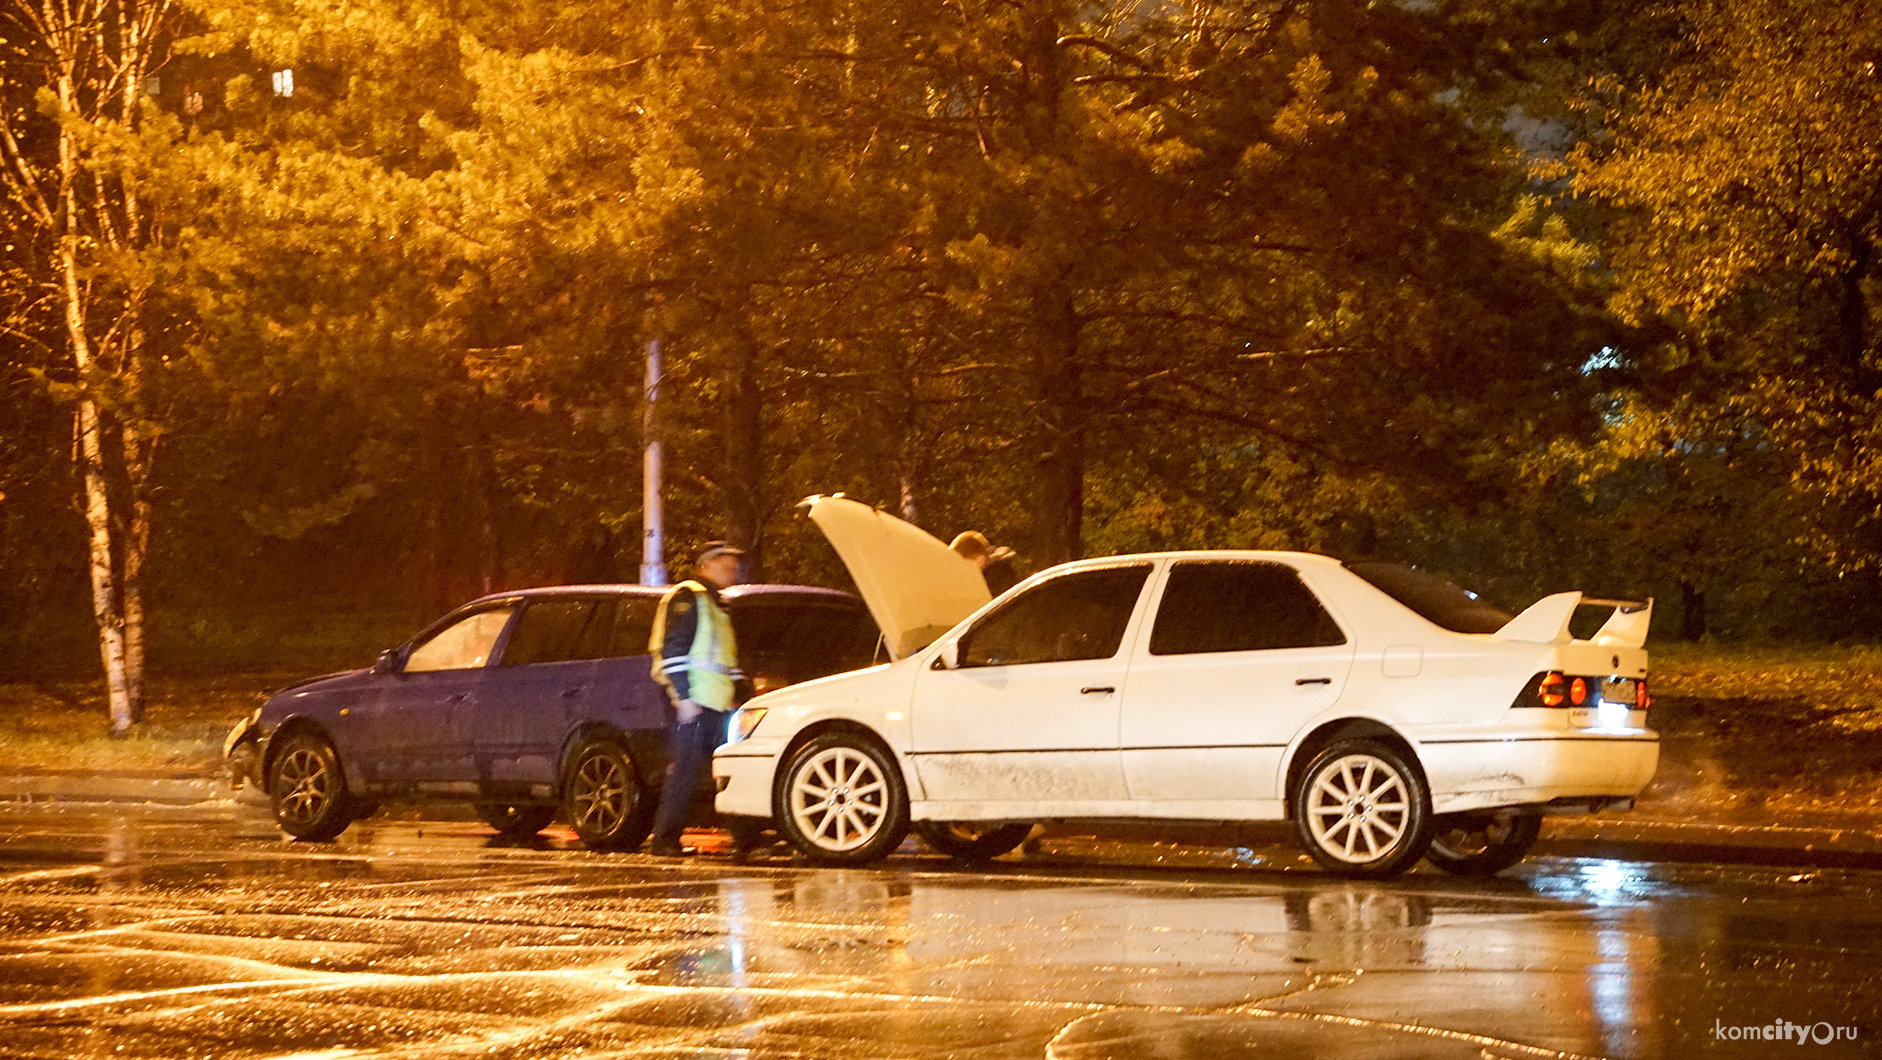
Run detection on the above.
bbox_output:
[1571,678,1640,729]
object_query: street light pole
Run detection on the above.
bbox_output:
[639,336,668,587]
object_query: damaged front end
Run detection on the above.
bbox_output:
[222,707,265,791]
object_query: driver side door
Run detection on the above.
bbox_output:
[909,564,1152,808]
[356,604,516,783]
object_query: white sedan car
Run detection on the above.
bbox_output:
[714,497,1657,878]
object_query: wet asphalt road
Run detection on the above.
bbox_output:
[0,802,1877,1060]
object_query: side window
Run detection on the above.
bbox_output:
[960,565,1150,667]
[405,607,515,673]
[502,599,611,666]
[610,596,659,658]
[503,597,660,664]
[1148,562,1346,655]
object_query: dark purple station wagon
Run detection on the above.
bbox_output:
[225,584,882,848]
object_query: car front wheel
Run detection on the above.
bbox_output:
[1425,809,1542,876]
[269,732,356,842]
[563,739,654,851]
[914,820,1033,861]
[1291,738,1432,878]
[775,732,909,866]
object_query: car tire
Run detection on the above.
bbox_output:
[268,732,356,842]
[775,732,909,866]
[724,814,770,850]
[1290,738,1433,878]
[1425,809,1542,876]
[914,820,1033,861]
[475,802,558,837]
[563,738,655,851]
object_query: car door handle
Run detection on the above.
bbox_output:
[1080,686,1116,695]
[446,693,469,703]
[560,688,582,699]
[1295,677,1332,686]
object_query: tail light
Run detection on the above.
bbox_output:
[1517,671,1649,715]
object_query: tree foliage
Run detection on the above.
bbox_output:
[6,0,1880,697]
[1572,0,1882,572]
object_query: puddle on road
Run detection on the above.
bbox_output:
[0,806,1877,1059]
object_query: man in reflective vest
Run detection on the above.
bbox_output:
[647,541,750,857]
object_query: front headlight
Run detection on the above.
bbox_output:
[727,706,768,743]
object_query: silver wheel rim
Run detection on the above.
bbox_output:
[1305,753,1412,865]
[789,746,889,852]
[571,753,627,835]
[275,747,332,826]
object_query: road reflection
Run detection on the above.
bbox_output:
[0,806,1875,1059]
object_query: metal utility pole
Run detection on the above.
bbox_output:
[639,337,668,587]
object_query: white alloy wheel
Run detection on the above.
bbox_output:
[776,733,909,865]
[1291,738,1432,877]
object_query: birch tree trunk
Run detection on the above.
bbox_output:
[59,54,137,734]
[1,0,171,733]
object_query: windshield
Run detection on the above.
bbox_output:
[1344,561,1512,634]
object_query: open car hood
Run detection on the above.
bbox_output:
[799,495,992,659]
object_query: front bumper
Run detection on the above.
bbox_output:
[223,714,266,790]
[713,750,779,819]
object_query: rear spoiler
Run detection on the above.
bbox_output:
[1492,593,1653,648]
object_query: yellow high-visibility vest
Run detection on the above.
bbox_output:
[649,580,739,712]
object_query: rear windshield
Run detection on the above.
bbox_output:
[1344,561,1512,634]
[731,600,883,684]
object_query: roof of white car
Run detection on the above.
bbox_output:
[1051,550,1347,570]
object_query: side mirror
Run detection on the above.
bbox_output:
[370,648,406,675]
[931,640,961,671]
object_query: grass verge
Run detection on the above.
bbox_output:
[0,672,294,777]
[1651,642,1882,733]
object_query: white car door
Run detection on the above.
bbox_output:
[1119,560,1356,804]
[911,564,1153,805]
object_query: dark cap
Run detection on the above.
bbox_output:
[697,540,746,565]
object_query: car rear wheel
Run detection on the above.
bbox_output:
[1425,809,1542,876]
[775,732,909,866]
[563,739,655,851]
[475,802,558,837]
[269,733,356,842]
[914,820,1033,861]
[1291,738,1432,878]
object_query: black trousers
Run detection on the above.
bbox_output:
[651,708,729,845]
